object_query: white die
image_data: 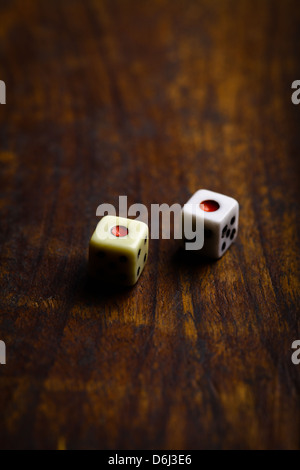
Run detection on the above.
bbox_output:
[182,189,239,258]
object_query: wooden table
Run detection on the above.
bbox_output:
[0,0,299,450]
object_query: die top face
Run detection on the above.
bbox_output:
[185,189,239,225]
[90,216,149,256]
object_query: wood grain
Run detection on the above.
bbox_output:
[0,0,299,450]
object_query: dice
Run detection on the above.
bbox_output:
[182,189,239,258]
[89,216,149,286]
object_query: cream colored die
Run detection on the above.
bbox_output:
[89,216,149,286]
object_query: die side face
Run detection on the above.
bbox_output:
[202,202,239,258]
[217,204,239,257]
[89,216,149,286]
[183,189,239,258]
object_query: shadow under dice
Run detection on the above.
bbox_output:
[89,216,149,286]
[182,189,239,258]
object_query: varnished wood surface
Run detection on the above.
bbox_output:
[0,0,299,450]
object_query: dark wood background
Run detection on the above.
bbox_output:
[0,0,299,450]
